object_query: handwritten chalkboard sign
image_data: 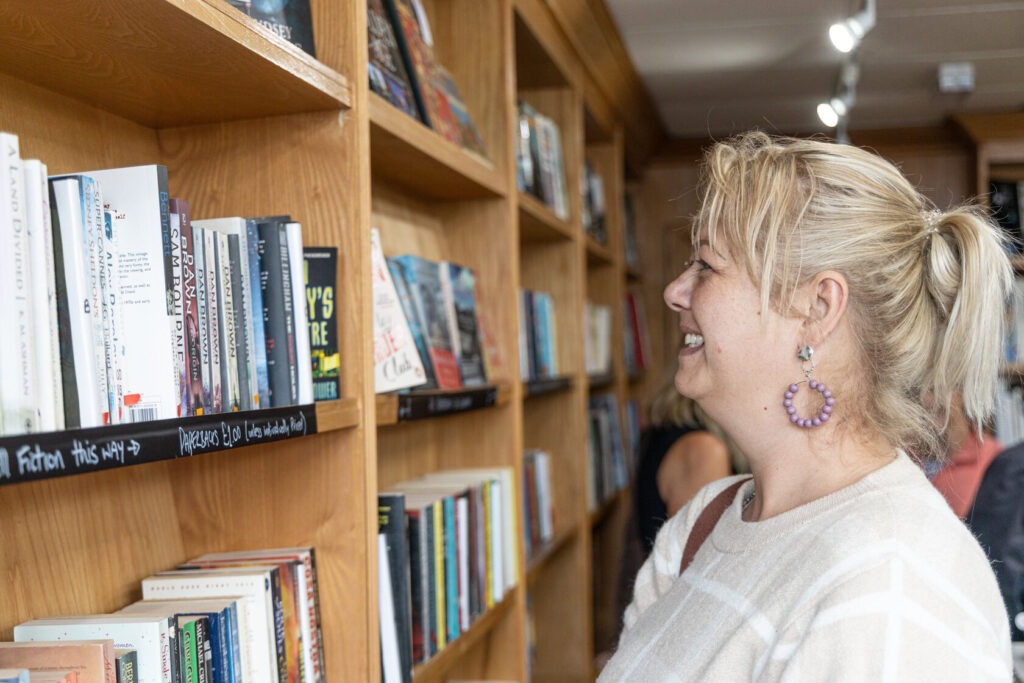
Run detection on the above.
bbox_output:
[396,387,498,421]
[525,376,572,397]
[0,404,318,486]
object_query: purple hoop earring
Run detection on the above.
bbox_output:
[783,345,835,428]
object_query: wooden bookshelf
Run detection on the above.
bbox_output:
[0,0,657,680]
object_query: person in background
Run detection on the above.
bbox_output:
[928,396,1003,519]
[599,132,1013,681]
[634,368,745,555]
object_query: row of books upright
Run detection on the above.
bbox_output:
[587,394,631,512]
[0,131,337,438]
[518,290,558,382]
[582,161,607,245]
[521,449,555,560]
[371,228,496,394]
[377,469,518,682]
[2,547,324,683]
[584,301,613,377]
[516,102,569,221]
[366,0,486,157]
[623,292,651,376]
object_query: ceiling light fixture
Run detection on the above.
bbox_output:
[817,60,859,130]
[829,0,876,53]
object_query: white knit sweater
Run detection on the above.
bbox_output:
[599,451,1012,682]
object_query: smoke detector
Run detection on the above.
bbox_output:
[938,62,975,93]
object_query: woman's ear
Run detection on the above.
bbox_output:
[802,270,848,346]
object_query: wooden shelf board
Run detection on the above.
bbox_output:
[0,0,349,128]
[370,95,505,200]
[586,238,614,266]
[589,486,629,527]
[526,524,578,584]
[626,265,643,282]
[412,589,517,683]
[376,383,512,426]
[518,192,575,242]
[587,373,615,391]
[315,398,361,432]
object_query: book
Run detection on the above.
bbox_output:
[0,671,27,683]
[78,175,112,424]
[142,566,279,683]
[175,201,204,414]
[29,675,78,683]
[303,246,341,401]
[367,0,421,121]
[69,164,179,422]
[0,641,114,683]
[433,66,486,158]
[185,547,324,683]
[381,0,462,144]
[0,132,38,435]
[284,222,313,404]
[202,226,223,414]
[390,254,461,390]
[442,263,486,387]
[224,0,316,57]
[113,648,137,683]
[168,199,189,417]
[371,229,427,393]
[48,176,103,428]
[14,615,171,683]
[384,254,436,390]
[100,205,127,425]
[377,533,403,683]
[378,492,413,683]
[256,215,297,407]
[215,231,241,411]
[244,218,271,408]
[22,158,63,431]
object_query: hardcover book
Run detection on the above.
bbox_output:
[285,222,314,404]
[378,492,413,683]
[371,230,426,393]
[256,215,297,407]
[304,246,341,402]
[224,0,316,57]
[390,254,461,390]
[367,0,421,121]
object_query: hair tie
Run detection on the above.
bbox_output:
[923,209,942,235]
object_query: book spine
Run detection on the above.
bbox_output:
[0,134,37,435]
[102,207,126,425]
[22,158,63,431]
[270,570,287,683]
[180,618,198,683]
[276,225,298,404]
[432,500,446,651]
[285,223,313,404]
[204,227,222,414]
[193,617,213,683]
[115,648,139,683]
[81,176,112,424]
[168,203,188,417]
[244,219,270,409]
[229,229,258,411]
[192,227,211,414]
[378,493,413,680]
[215,232,240,412]
[305,247,341,401]
[258,220,291,407]
[178,204,203,415]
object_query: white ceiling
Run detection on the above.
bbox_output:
[604,0,1024,139]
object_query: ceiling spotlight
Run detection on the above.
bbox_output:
[817,59,859,129]
[817,102,840,128]
[829,0,876,53]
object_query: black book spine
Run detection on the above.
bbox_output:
[258,220,292,407]
[379,492,414,683]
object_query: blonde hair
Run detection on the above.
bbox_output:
[694,132,1012,462]
[649,368,748,473]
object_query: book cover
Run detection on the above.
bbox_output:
[68,164,179,422]
[257,216,296,407]
[142,567,278,683]
[191,226,212,414]
[382,0,462,144]
[403,498,433,662]
[22,158,63,432]
[433,66,487,158]
[79,176,112,425]
[0,641,114,683]
[378,492,413,683]
[244,218,271,408]
[215,231,241,411]
[390,254,461,390]
[168,200,189,417]
[443,263,487,387]
[113,650,136,683]
[0,671,27,683]
[202,227,223,414]
[284,222,313,404]
[48,177,102,428]
[367,0,421,121]
[224,0,316,57]
[0,132,38,435]
[14,615,171,683]
[370,230,426,393]
[383,254,436,391]
[175,201,204,415]
[101,207,127,425]
[304,246,341,402]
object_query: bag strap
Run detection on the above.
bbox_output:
[678,479,748,576]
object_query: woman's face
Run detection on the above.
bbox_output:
[663,239,801,424]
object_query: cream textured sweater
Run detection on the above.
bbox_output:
[599,451,1012,682]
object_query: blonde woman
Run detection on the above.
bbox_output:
[600,132,1013,681]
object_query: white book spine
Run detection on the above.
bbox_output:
[285,222,313,403]
[168,209,187,417]
[50,177,102,427]
[0,134,37,435]
[193,226,211,414]
[100,206,124,424]
[81,176,111,424]
[204,227,222,413]
[216,231,240,411]
[23,159,63,431]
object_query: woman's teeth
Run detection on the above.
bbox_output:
[684,333,704,348]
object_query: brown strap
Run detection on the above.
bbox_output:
[679,479,748,576]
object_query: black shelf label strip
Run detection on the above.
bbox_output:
[0,404,318,486]
[396,387,498,421]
